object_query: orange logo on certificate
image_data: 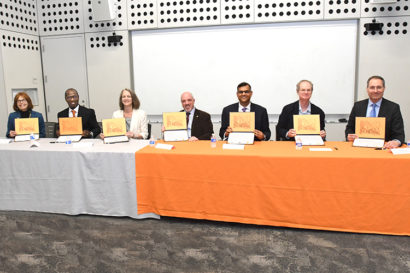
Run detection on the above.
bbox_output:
[294,115,320,135]
[59,117,83,135]
[355,117,385,139]
[230,112,255,132]
[15,118,39,135]
[163,112,187,130]
[102,118,126,137]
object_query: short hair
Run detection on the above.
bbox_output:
[119,88,140,110]
[367,75,385,87]
[13,92,33,112]
[237,82,252,91]
[65,88,78,98]
[296,80,313,91]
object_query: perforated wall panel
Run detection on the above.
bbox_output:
[255,0,324,23]
[1,31,39,51]
[157,0,220,28]
[361,16,408,37]
[86,31,125,49]
[128,0,157,29]
[324,0,360,19]
[84,0,127,32]
[0,0,38,35]
[361,0,410,18]
[38,0,84,36]
[221,0,254,24]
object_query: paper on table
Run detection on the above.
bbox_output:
[223,144,245,150]
[309,148,332,151]
[73,142,94,148]
[391,148,410,155]
[155,143,174,150]
[0,139,12,144]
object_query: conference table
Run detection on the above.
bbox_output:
[135,141,410,236]
[0,138,158,219]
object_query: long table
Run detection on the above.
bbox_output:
[135,141,410,235]
[0,138,158,219]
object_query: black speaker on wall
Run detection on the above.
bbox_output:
[91,0,116,21]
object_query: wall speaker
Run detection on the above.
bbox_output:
[91,0,116,22]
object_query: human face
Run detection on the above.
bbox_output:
[297,81,313,102]
[17,96,28,111]
[367,78,385,103]
[237,85,252,106]
[121,90,133,107]
[181,92,195,112]
[65,90,79,109]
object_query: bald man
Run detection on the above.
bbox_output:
[180,92,213,141]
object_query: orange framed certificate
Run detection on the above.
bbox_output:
[59,117,83,135]
[163,112,187,130]
[355,117,385,139]
[15,118,39,135]
[102,118,127,137]
[294,114,320,135]
[230,112,255,132]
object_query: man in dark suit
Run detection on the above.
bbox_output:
[180,91,213,141]
[276,80,326,141]
[345,75,404,148]
[57,88,101,138]
[219,82,270,141]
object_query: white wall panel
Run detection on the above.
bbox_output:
[255,0,324,23]
[221,0,255,25]
[361,0,410,18]
[324,0,360,19]
[128,0,158,30]
[0,43,7,137]
[0,30,45,119]
[357,16,410,141]
[85,30,131,121]
[38,0,85,36]
[0,0,38,35]
[157,0,220,28]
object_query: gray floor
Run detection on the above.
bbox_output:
[0,211,409,273]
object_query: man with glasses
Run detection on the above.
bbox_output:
[57,88,101,138]
[219,82,271,141]
[345,75,404,148]
[276,79,326,141]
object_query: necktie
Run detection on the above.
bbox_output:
[186,112,190,126]
[242,107,247,112]
[71,109,76,117]
[370,104,376,117]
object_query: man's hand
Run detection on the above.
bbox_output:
[384,140,400,149]
[224,126,233,137]
[83,130,91,137]
[286,129,296,138]
[188,136,199,142]
[254,129,265,140]
[9,130,17,137]
[347,134,358,142]
[320,130,326,139]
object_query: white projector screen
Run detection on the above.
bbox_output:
[132,20,357,116]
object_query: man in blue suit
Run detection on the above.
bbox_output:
[345,75,404,148]
[219,82,271,141]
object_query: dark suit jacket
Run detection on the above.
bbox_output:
[219,103,271,141]
[345,98,405,144]
[276,100,326,141]
[57,105,101,138]
[183,108,214,140]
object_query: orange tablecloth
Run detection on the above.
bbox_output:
[135,141,410,235]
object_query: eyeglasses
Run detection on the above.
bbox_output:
[368,86,383,90]
[66,95,79,100]
[17,99,27,103]
[237,91,252,94]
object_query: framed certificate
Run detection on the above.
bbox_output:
[163,112,187,130]
[102,118,126,137]
[293,115,320,135]
[230,112,255,132]
[15,118,39,135]
[59,117,83,135]
[355,117,385,139]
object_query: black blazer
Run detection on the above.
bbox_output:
[345,98,405,144]
[182,108,214,140]
[219,103,271,141]
[276,100,326,141]
[57,105,101,138]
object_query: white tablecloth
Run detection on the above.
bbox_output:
[0,138,158,219]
